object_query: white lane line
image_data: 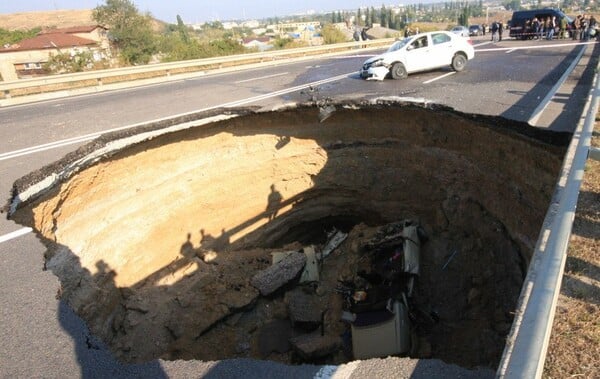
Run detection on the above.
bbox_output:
[476,40,595,53]
[423,71,455,84]
[0,72,354,244]
[234,72,288,83]
[506,48,518,53]
[0,71,354,162]
[528,45,587,126]
[0,227,32,244]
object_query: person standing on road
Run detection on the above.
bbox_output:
[546,16,556,40]
[491,21,499,42]
[559,16,567,39]
[581,14,589,40]
[498,21,504,41]
[589,15,597,40]
[573,15,582,40]
[531,17,540,39]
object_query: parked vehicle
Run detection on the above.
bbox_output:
[509,8,572,39]
[451,25,470,37]
[469,24,483,36]
[359,31,475,81]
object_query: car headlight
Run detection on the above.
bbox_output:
[370,59,384,67]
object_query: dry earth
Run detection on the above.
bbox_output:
[543,118,600,378]
[0,9,166,31]
[0,10,94,30]
[7,101,571,372]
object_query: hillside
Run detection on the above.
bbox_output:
[0,9,166,31]
[0,10,94,30]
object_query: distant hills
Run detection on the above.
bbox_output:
[0,10,94,30]
[0,9,166,31]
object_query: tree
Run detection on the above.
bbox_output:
[458,6,471,26]
[321,24,348,44]
[357,8,363,27]
[176,14,189,43]
[93,0,157,65]
[0,27,41,46]
[370,6,377,26]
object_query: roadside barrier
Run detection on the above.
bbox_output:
[0,38,394,104]
[497,45,599,379]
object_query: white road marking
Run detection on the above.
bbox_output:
[476,40,595,53]
[0,227,32,244]
[506,49,517,53]
[528,44,587,125]
[0,72,355,244]
[234,72,288,83]
[0,72,354,162]
[423,71,456,84]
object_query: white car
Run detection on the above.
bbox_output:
[359,31,475,81]
[451,25,470,37]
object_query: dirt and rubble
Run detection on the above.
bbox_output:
[6,100,570,371]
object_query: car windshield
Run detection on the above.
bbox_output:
[386,38,411,53]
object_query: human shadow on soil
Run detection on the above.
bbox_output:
[56,252,167,378]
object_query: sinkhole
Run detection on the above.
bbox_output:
[7,100,569,369]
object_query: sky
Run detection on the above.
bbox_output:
[0,1,411,24]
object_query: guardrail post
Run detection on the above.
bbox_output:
[97,78,102,87]
[4,89,10,99]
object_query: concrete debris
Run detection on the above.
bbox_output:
[251,251,306,296]
[285,288,323,331]
[272,246,319,284]
[318,228,348,259]
[289,332,341,360]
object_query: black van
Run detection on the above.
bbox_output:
[509,8,572,39]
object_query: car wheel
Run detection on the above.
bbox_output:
[390,62,407,79]
[451,53,467,72]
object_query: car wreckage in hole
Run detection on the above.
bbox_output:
[335,220,434,359]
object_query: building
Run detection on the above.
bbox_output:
[0,25,109,80]
[241,37,272,51]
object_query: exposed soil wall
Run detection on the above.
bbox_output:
[7,100,569,369]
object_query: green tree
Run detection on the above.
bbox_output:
[357,8,363,26]
[458,6,471,26]
[176,14,189,43]
[44,51,95,74]
[321,24,347,44]
[381,4,387,27]
[0,27,41,46]
[93,0,157,65]
[370,6,377,26]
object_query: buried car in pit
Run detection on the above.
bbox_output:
[337,220,435,359]
[359,31,475,81]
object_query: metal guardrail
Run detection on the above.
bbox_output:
[497,47,599,379]
[0,38,394,99]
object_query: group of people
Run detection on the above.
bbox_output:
[571,14,598,41]
[490,20,504,42]
[525,14,598,40]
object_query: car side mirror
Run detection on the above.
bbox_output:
[407,45,414,51]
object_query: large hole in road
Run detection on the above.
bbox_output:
[7,100,569,370]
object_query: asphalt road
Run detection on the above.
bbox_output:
[1,36,598,378]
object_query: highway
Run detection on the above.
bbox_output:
[1,37,598,378]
